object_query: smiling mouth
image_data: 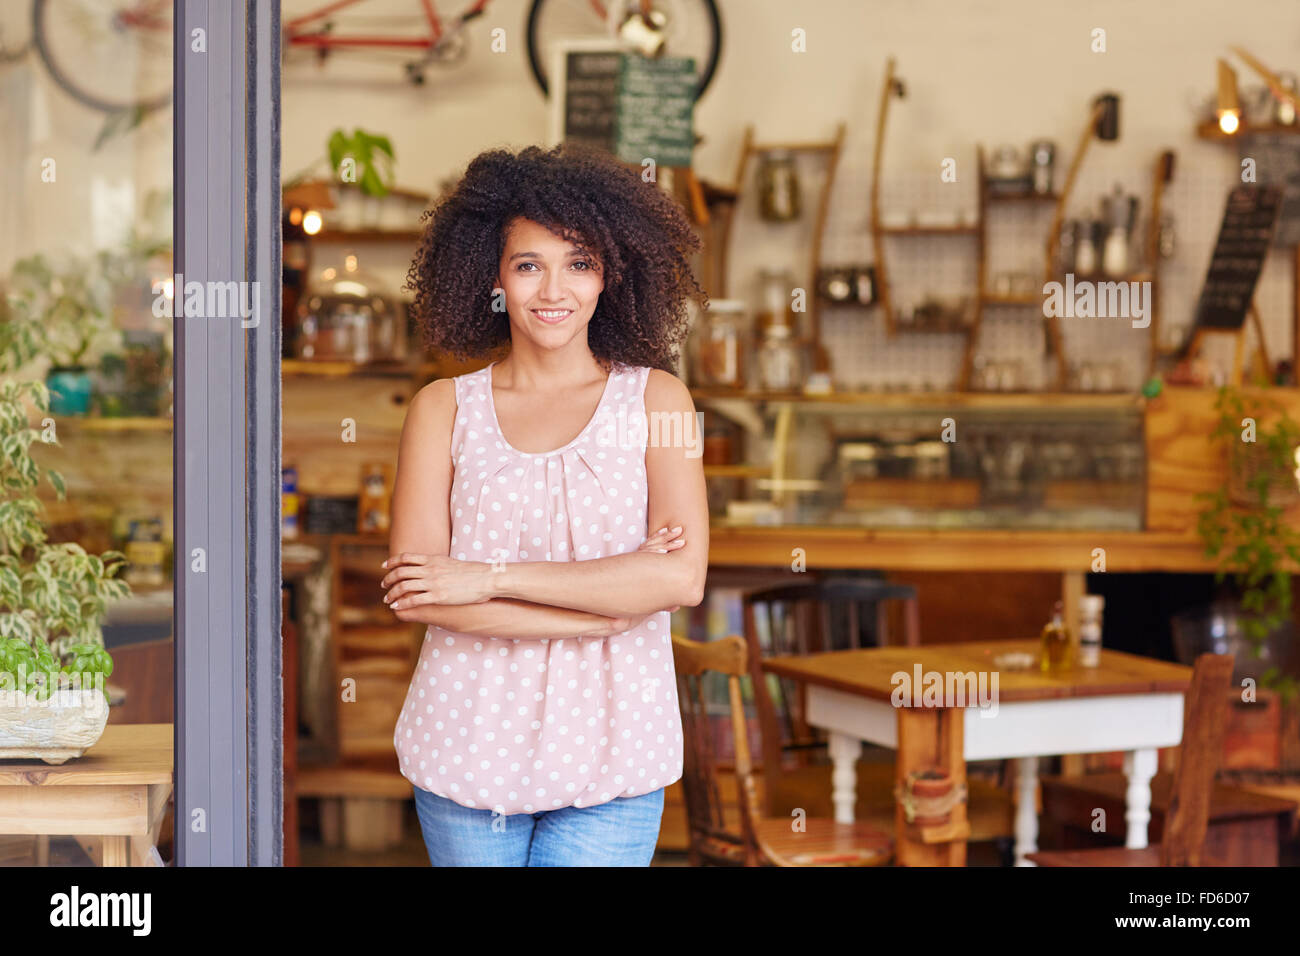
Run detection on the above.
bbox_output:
[531,308,573,323]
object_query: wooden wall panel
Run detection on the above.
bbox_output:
[1145,386,1300,532]
[282,376,417,497]
[887,570,1061,645]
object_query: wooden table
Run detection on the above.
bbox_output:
[763,641,1192,866]
[0,723,173,866]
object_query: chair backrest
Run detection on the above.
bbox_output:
[672,634,766,866]
[1160,652,1234,866]
[740,578,920,789]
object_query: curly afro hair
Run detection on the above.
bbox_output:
[404,143,707,373]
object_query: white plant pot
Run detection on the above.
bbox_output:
[359,193,382,228]
[334,186,365,231]
[378,194,407,231]
[0,687,110,764]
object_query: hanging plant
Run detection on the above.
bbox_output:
[1195,384,1300,697]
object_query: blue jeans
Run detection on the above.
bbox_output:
[412,785,665,866]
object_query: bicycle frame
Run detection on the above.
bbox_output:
[284,0,647,52]
[115,0,172,31]
[285,0,490,51]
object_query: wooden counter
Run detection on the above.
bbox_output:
[707,526,1219,572]
[709,386,1300,575]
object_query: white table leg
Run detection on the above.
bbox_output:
[1123,747,1159,849]
[1013,756,1039,866]
[827,732,861,825]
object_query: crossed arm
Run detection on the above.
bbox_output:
[382,370,709,640]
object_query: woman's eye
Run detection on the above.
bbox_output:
[516,262,537,272]
[572,260,595,271]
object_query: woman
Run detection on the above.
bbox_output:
[381,143,710,866]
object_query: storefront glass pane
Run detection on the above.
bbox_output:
[0,0,173,866]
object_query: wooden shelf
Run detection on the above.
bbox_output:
[979,294,1041,306]
[1196,120,1300,140]
[55,416,172,432]
[690,388,1140,409]
[282,358,433,378]
[1047,271,1153,285]
[879,224,979,236]
[984,189,1060,202]
[307,229,422,243]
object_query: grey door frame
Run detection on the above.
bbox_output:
[173,0,282,866]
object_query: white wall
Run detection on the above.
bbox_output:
[6,0,1300,386]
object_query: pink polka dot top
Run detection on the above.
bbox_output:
[393,360,684,815]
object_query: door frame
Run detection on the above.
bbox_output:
[173,0,282,866]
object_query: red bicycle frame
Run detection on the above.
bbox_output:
[284,0,647,52]
[285,0,491,51]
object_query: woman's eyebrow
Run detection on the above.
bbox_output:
[507,249,595,261]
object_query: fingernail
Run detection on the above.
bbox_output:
[381,560,387,568]
[671,526,682,532]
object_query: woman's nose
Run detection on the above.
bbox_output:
[540,267,567,301]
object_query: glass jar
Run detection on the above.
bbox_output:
[758,150,801,221]
[296,254,403,362]
[688,300,748,388]
[756,266,797,337]
[757,323,804,392]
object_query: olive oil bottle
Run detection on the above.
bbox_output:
[1040,601,1073,673]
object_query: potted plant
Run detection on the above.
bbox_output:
[894,768,966,826]
[4,254,115,415]
[1192,384,1300,699]
[0,299,130,762]
[3,237,169,418]
[284,128,396,230]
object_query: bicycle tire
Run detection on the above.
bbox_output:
[32,0,172,114]
[526,0,721,103]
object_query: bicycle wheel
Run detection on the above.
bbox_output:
[33,0,172,113]
[526,0,721,102]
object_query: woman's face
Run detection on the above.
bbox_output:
[496,217,605,354]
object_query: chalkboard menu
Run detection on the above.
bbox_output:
[558,50,695,167]
[561,49,624,153]
[614,55,696,168]
[1237,132,1300,247]
[1190,184,1283,331]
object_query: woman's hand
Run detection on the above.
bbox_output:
[380,553,494,611]
[638,525,686,555]
[638,526,685,611]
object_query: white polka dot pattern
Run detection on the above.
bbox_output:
[393,362,684,815]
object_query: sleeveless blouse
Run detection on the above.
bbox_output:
[393,360,685,815]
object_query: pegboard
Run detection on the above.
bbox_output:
[804,141,1297,390]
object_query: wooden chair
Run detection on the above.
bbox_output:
[673,634,893,866]
[740,579,1015,850]
[1027,652,1235,867]
[742,578,918,780]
